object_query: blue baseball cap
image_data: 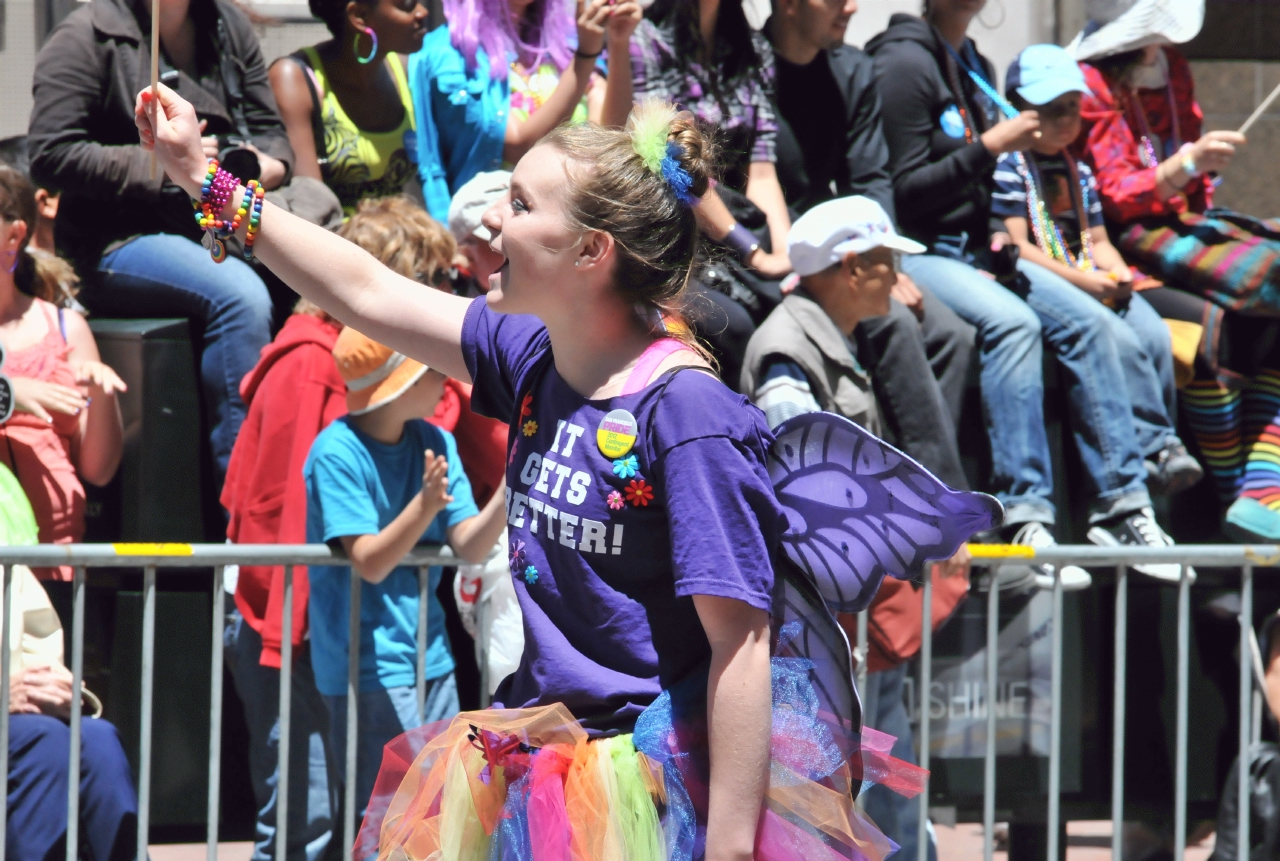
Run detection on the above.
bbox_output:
[1006,44,1093,106]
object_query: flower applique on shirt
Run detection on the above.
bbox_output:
[625,479,653,508]
[509,539,527,576]
[523,565,539,585]
[607,490,625,510]
[522,420,538,437]
[611,454,639,479]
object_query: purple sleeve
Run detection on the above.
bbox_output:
[460,296,551,422]
[651,373,783,610]
[751,35,779,164]
[663,436,780,610]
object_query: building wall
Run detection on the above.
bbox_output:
[0,0,38,140]
[1189,60,1280,218]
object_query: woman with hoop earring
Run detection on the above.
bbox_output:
[271,0,431,214]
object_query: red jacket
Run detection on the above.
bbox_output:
[430,379,507,507]
[222,314,346,669]
[1075,47,1211,224]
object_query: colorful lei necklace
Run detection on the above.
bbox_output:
[1124,79,1181,169]
[1015,151,1096,271]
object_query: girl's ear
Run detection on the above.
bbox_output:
[578,230,614,271]
[2,218,28,251]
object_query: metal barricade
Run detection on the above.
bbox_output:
[909,544,1280,861]
[0,543,464,861]
[0,541,1276,861]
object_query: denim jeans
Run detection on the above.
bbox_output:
[92,233,273,490]
[857,291,975,489]
[324,675,459,835]
[1017,259,1179,459]
[225,606,337,861]
[904,253,1153,525]
[859,664,935,861]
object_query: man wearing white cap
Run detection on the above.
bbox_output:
[742,196,924,437]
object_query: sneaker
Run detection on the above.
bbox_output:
[1087,507,1195,583]
[976,522,1092,593]
[1224,496,1280,542]
[1146,443,1204,496]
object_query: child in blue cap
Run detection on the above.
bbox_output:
[991,44,1204,526]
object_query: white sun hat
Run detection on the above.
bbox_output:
[1067,0,1204,62]
[788,196,925,278]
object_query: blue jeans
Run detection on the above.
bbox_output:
[324,675,459,833]
[94,233,273,488]
[7,714,139,861]
[860,664,935,861]
[904,253,1155,525]
[225,606,337,861]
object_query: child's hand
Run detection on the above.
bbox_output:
[420,449,454,514]
[73,360,128,396]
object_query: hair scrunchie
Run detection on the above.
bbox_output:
[631,113,698,208]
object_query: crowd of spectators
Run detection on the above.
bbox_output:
[2,0,1279,856]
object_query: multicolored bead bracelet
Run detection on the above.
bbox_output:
[193,158,266,264]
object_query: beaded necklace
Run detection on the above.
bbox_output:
[1123,79,1181,168]
[1015,151,1096,271]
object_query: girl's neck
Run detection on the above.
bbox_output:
[541,299,658,399]
[928,11,971,51]
[0,276,32,326]
[323,35,386,86]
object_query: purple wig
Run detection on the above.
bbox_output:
[445,0,577,80]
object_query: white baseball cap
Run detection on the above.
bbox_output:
[447,170,511,243]
[787,196,925,278]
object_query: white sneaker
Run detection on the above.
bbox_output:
[977,522,1092,592]
[1086,507,1195,584]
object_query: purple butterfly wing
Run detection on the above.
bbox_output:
[768,412,1003,614]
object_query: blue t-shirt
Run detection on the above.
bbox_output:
[462,297,784,734]
[991,151,1104,257]
[409,27,509,222]
[304,417,478,696]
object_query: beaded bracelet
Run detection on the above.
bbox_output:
[193,158,266,263]
[242,181,266,261]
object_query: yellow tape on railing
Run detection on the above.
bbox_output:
[966,543,1035,559]
[112,543,194,556]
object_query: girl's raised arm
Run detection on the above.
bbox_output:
[135,83,474,382]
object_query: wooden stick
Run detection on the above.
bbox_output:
[149,0,160,179]
[1238,78,1280,137]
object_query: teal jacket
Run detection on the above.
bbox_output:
[409,26,510,222]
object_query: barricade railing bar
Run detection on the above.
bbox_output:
[0,541,1274,861]
[0,543,464,861]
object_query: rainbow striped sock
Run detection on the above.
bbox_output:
[1242,370,1280,511]
[1181,379,1244,506]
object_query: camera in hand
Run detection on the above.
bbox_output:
[216,137,261,182]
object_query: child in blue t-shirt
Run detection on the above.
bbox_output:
[304,328,507,821]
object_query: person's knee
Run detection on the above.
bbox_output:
[11,714,71,763]
[77,716,133,782]
[986,299,1041,346]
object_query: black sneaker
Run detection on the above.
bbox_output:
[1086,507,1195,583]
[1146,443,1204,496]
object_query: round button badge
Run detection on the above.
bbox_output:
[597,409,638,459]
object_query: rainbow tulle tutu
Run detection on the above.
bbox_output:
[357,655,926,861]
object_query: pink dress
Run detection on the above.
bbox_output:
[0,300,83,580]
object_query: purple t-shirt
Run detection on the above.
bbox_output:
[462,298,784,733]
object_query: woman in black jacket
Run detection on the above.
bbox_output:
[28,0,293,493]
